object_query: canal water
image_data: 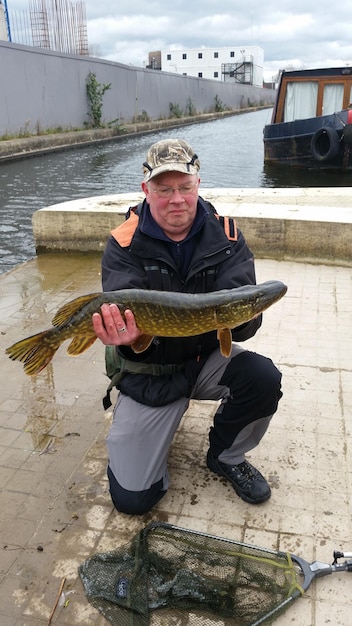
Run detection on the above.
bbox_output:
[1,107,352,275]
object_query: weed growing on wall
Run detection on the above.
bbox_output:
[132,110,151,123]
[185,98,197,116]
[86,71,111,128]
[169,102,183,118]
[214,95,226,112]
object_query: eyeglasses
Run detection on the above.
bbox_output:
[149,181,198,198]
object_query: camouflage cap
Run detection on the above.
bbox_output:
[143,139,200,182]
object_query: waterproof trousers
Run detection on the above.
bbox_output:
[106,344,282,515]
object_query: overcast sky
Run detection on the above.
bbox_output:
[7,0,352,79]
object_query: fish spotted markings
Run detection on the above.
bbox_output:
[5,281,287,375]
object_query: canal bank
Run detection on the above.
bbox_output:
[0,107,269,163]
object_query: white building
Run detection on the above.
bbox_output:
[153,45,264,87]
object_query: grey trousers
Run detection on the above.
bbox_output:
[106,344,272,493]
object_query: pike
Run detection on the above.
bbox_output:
[5,280,287,376]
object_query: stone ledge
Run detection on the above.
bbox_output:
[32,188,352,266]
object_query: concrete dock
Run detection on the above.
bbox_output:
[32,188,352,266]
[0,189,351,625]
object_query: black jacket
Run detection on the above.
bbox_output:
[102,196,262,368]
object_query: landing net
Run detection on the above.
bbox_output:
[79,522,304,626]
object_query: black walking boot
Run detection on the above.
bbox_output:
[206,450,271,504]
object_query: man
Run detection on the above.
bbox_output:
[92,138,282,515]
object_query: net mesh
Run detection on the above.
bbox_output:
[79,522,304,626]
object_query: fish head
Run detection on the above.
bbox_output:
[216,280,288,328]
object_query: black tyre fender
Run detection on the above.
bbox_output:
[310,127,340,161]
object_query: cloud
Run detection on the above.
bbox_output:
[7,0,352,79]
[88,15,171,40]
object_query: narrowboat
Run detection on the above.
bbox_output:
[263,67,352,170]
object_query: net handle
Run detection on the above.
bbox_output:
[292,550,352,592]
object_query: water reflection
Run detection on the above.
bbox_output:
[262,162,352,187]
[35,252,102,293]
[24,367,60,452]
[2,253,103,451]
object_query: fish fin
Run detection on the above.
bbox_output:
[52,293,102,327]
[217,328,233,358]
[67,334,97,355]
[131,333,154,353]
[5,329,60,375]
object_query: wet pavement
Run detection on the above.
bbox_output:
[0,251,351,625]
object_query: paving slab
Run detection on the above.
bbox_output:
[0,252,351,625]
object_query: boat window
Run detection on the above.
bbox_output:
[284,82,318,122]
[322,84,344,114]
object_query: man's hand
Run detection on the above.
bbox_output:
[92,304,142,346]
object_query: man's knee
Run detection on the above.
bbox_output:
[220,351,283,416]
[107,466,166,515]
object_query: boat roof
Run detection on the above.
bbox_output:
[280,67,352,79]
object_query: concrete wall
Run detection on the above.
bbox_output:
[32,189,352,267]
[0,41,276,136]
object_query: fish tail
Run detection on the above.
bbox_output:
[5,329,61,376]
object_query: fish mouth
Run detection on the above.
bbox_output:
[253,280,287,312]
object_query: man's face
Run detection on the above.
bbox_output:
[142,171,200,241]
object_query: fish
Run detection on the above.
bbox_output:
[5,280,287,375]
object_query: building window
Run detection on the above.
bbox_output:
[214,71,218,78]
[230,51,235,58]
[198,52,203,59]
[198,72,203,78]
[214,52,218,58]
[167,54,171,60]
[182,53,187,59]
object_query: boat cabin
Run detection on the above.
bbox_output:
[264,66,352,170]
[272,67,352,124]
